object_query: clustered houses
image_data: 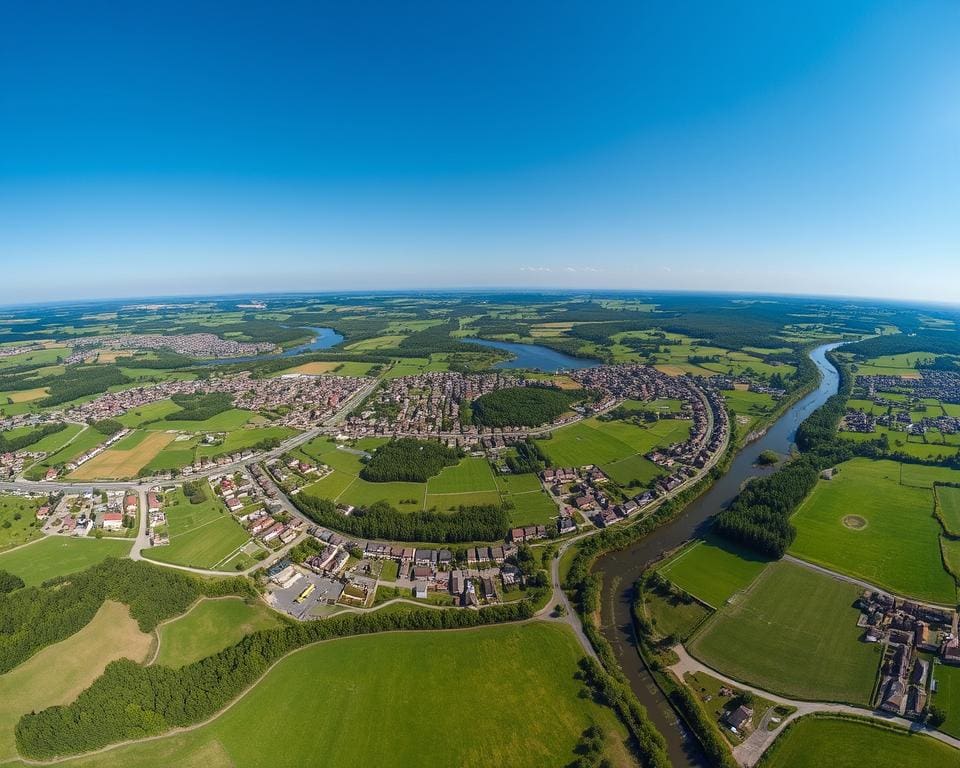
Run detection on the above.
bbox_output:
[63,428,131,472]
[214,473,301,547]
[845,372,960,437]
[38,489,135,537]
[60,371,369,431]
[0,342,44,358]
[66,333,276,363]
[543,465,656,528]
[712,375,787,398]
[264,455,326,494]
[146,492,168,545]
[0,451,28,479]
[857,590,959,718]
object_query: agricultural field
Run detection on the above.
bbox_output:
[758,716,955,768]
[687,561,881,704]
[117,399,184,428]
[16,622,637,768]
[153,598,283,668]
[149,408,255,433]
[937,485,960,535]
[25,426,107,477]
[425,457,497,494]
[0,494,44,551]
[141,487,251,571]
[930,662,960,739]
[536,416,690,468]
[195,426,297,459]
[656,536,770,608]
[788,458,956,604]
[271,361,374,377]
[68,431,175,480]
[722,388,778,434]
[0,601,152,762]
[0,536,132,586]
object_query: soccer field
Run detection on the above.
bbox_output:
[687,561,880,705]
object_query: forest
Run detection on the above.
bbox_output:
[843,329,960,359]
[471,386,578,428]
[38,365,130,406]
[0,422,66,454]
[359,438,462,483]
[167,391,234,421]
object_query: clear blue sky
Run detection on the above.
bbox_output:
[1,1,957,303]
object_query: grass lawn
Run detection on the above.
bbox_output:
[641,584,711,641]
[30,427,105,473]
[0,495,44,552]
[378,559,399,582]
[938,485,960,536]
[0,601,152,762]
[141,487,250,570]
[657,536,770,608]
[0,536,132,586]
[195,427,297,458]
[537,417,690,472]
[757,717,956,768]
[502,487,557,527]
[117,399,183,428]
[931,662,960,739]
[898,462,960,489]
[494,472,542,494]
[28,622,637,768]
[19,423,84,454]
[687,561,881,705]
[425,490,502,511]
[300,470,357,501]
[602,453,665,486]
[426,457,497,494]
[153,598,283,668]
[789,458,956,603]
[339,477,425,511]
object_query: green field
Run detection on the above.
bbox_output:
[687,561,881,704]
[22,423,85,454]
[758,717,956,768]
[117,399,183,428]
[154,598,283,668]
[0,536,132,586]
[195,427,297,458]
[28,426,105,475]
[149,408,255,432]
[0,495,43,551]
[536,416,690,469]
[142,487,251,570]
[789,458,956,603]
[426,457,497,494]
[722,389,777,433]
[657,536,770,608]
[930,662,960,739]
[938,485,960,536]
[21,622,637,768]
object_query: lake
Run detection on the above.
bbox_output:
[194,326,343,366]
[461,338,600,372]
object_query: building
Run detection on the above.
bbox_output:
[414,580,428,599]
[101,512,124,530]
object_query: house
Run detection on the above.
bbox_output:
[35,505,50,520]
[414,580,428,599]
[44,467,58,481]
[101,512,124,530]
[481,576,496,600]
[271,565,302,589]
[225,497,243,512]
[724,705,753,731]
[880,679,906,714]
[415,549,437,566]
[147,492,161,513]
[411,565,433,580]
[123,494,137,513]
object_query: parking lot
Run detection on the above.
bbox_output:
[268,568,345,620]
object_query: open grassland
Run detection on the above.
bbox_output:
[18,422,83,454]
[537,416,689,468]
[789,458,956,604]
[0,601,152,762]
[345,334,407,350]
[937,485,960,536]
[899,462,960,489]
[722,389,777,433]
[687,561,880,704]
[11,622,637,768]
[68,431,175,480]
[196,426,296,458]
[0,536,132,586]
[30,427,106,473]
[149,408,255,432]
[757,717,956,768]
[501,485,557,527]
[0,495,43,552]
[426,457,497,494]
[117,399,183,428]
[153,598,283,669]
[930,662,960,739]
[940,537,960,581]
[142,487,250,570]
[657,536,770,608]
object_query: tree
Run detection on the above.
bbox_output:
[928,705,947,728]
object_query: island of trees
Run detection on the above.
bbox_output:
[471,386,578,428]
[359,438,462,483]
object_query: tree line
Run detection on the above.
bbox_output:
[0,422,66,453]
[39,365,130,407]
[359,438,462,483]
[505,439,547,474]
[16,600,533,759]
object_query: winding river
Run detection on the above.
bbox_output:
[593,342,843,766]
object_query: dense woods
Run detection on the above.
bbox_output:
[0,422,66,453]
[505,439,548,474]
[293,495,509,543]
[167,391,233,421]
[90,418,124,435]
[471,386,577,428]
[359,438,462,483]
[0,558,252,675]
[843,330,960,360]
[39,366,130,407]
[16,601,533,759]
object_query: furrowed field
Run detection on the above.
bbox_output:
[788,458,956,604]
[68,431,175,480]
[687,561,880,705]
[5,623,638,768]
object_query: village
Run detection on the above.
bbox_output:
[65,332,277,363]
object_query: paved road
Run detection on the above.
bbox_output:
[669,644,960,766]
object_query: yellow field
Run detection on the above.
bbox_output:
[281,361,341,375]
[0,600,152,760]
[345,334,407,350]
[6,387,48,403]
[69,432,175,480]
[91,350,123,363]
[655,363,717,378]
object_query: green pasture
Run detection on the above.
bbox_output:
[0,536,132,586]
[657,536,770,608]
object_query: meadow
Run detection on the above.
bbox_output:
[687,561,881,705]
[195,426,297,459]
[930,662,960,739]
[788,458,956,604]
[0,536,132,586]
[0,495,44,552]
[0,601,152,762]
[757,717,955,768]
[721,388,777,433]
[26,426,106,477]
[141,487,250,571]
[8,622,636,768]
[937,485,960,536]
[656,536,770,608]
[153,598,283,668]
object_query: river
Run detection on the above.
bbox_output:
[592,342,843,766]
[462,337,600,372]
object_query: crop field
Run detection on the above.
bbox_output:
[898,462,960,489]
[501,485,557,526]
[657,536,770,608]
[426,457,497,494]
[142,439,201,474]
[930,662,960,739]
[345,334,407,350]
[0,536,132,586]
[153,598,283,669]
[789,458,956,603]
[273,361,374,377]
[0,600,152,762]
[142,487,250,570]
[937,485,960,535]
[33,622,637,768]
[3,387,48,403]
[687,561,881,704]
[150,408,255,432]
[68,431,175,480]
[0,495,44,551]
[15,423,83,454]
[758,716,954,768]
[195,427,297,459]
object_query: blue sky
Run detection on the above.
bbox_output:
[0,1,957,303]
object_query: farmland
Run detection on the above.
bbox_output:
[656,536,770,608]
[930,662,960,739]
[68,431,175,480]
[687,561,880,704]
[153,598,283,668]
[789,458,956,604]
[141,486,251,570]
[16,622,637,768]
[758,717,955,768]
[0,536,132,586]
[938,485,960,535]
